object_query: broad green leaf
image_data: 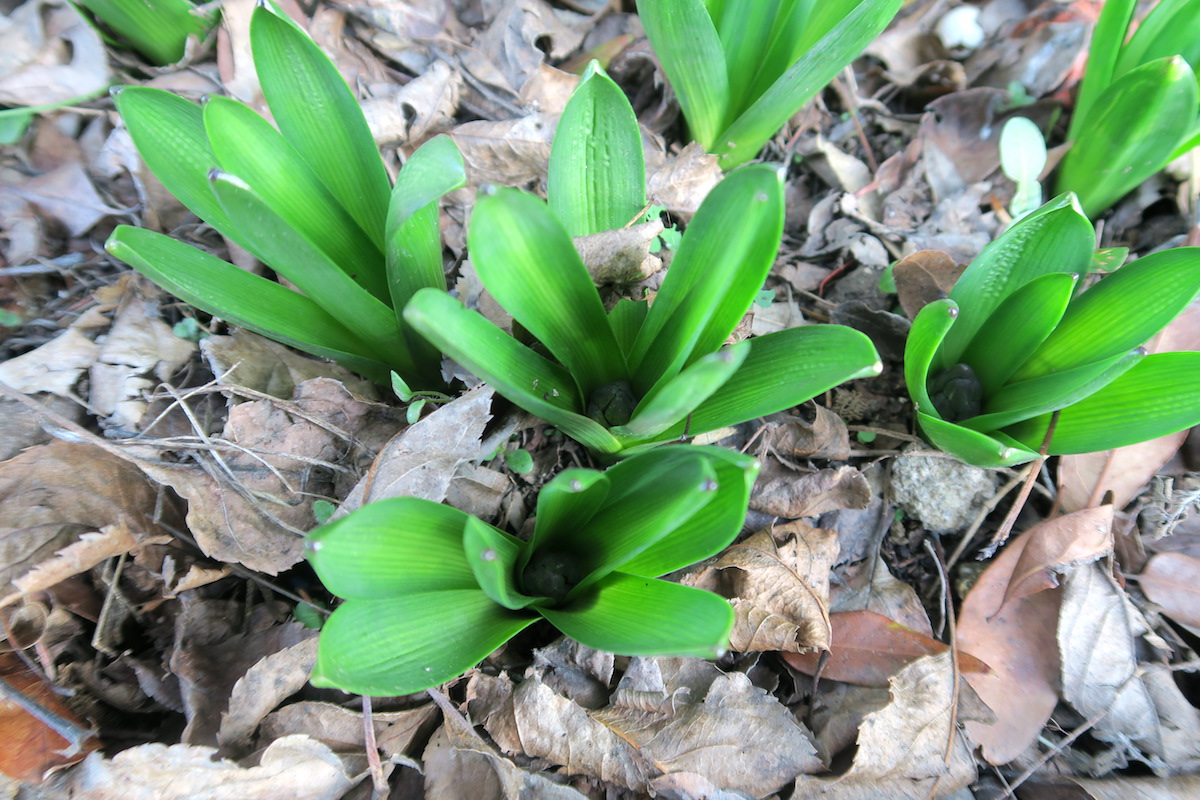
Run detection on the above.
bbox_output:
[113,88,237,237]
[207,172,408,361]
[77,0,214,64]
[525,469,611,569]
[614,347,747,440]
[559,454,718,595]
[1067,0,1135,140]
[960,272,1076,394]
[1170,123,1200,162]
[940,196,1094,368]
[635,0,729,150]
[904,299,957,418]
[629,165,783,394]
[712,0,902,168]
[250,5,390,246]
[202,95,387,300]
[463,517,540,610]
[386,134,466,309]
[1004,352,1200,455]
[1014,247,1200,380]
[742,0,814,107]
[547,62,646,236]
[1115,0,1200,79]
[619,446,758,577]
[963,349,1142,432]
[683,325,881,436]
[307,498,474,598]
[105,227,392,381]
[539,572,733,658]
[1057,57,1199,218]
[608,298,648,358]
[403,289,625,455]
[468,188,626,396]
[917,411,1038,468]
[716,0,782,124]
[312,592,536,696]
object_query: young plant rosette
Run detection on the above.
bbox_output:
[105,3,464,387]
[905,193,1200,468]
[306,446,758,697]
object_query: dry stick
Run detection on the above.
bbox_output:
[361,695,388,796]
[945,466,1031,571]
[921,538,962,800]
[980,412,1061,559]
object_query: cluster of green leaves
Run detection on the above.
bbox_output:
[635,0,902,168]
[105,3,465,388]
[307,446,758,696]
[1057,0,1200,217]
[74,0,217,64]
[404,64,881,459]
[905,193,1200,468]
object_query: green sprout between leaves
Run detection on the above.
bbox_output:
[905,193,1200,468]
[1056,0,1200,217]
[306,445,758,696]
[403,64,881,458]
[635,0,902,168]
[73,0,217,65]
[104,3,465,388]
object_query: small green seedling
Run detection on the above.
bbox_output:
[105,3,465,388]
[306,445,758,696]
[1057,0,1200,217]
[74,0,217,64]
[998,116,1046,222]
[404,65,880,458]
[905,193,1200,468]
[636,0,901,168]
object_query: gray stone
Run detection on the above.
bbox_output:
[889,449,998,533]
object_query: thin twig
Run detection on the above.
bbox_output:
[362,695,389,796]
[921,538,961,800]
[980,413,1060,559]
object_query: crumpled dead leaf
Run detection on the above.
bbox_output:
[958,526,1062,765]
[791,651,981,798]
[892,249,964,320]
[999,504,1114,611]
[574,221,663,284]
[262,700,438,761]
[1138,552,1200,628]
[0,328,99,397]
[751,465,871,519]
[200,330,378,400]
[755,405,851,462]
[70,735,354,800]
[645,142,723,218]
[451,113,556,186]
[0,0,111,106]
[6,162,128,237]
[363,59,463,146]
[217,638,318,754]
[423,723,589,800]
[685,522,838,653]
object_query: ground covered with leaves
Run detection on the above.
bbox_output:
[1,0,1199,798]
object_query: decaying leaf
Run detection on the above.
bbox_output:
[999,504,1114,610]
[686,522,838,652]
[0,0,111,107]
[1138,552,1200,628]
[9,162,127,237]
[0,328,99,397]
[573,221,663,285]
[783,610,988,687]
[751,465,871,519]
[217,638,318,754]
[958,527,1061,765]
[423,724,589,800]
[262,700,438,760]
[70,735,354,800]
[645,142,723,218]
[451,114,555,186]
[201,331,378,400]
[892,249,964,320]
[756,405,852,462]
[792,652,981,798]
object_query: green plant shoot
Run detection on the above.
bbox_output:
[74,0,217,65]
[905,193,1200,468]
[306,445,758,696]
[998,116,1046,222]
[636,0,902,168]
[403,65,880,458]
[104,3,464,387]
[1056,0,1200,217]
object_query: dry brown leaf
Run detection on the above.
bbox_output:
[0,652,98,783]
[0,327,99,396]
[338,385,494,516]
[463,0,584,95]
[791,652,980,799]
[758,405,851,461]
[0,440,163,598]
[830,555,934,636]
[423,723,589,800]
[261,700,438,759]
[1057,564,1163,765]
[362,59,462,146]
[750,465,871,519]
[999,504,1114,610]
[573,221,663,284]
[9,163,127,237]
[0,0,111,106]
[783,610,989,687]
[645,142,723,218]
[70,735,353,800]
[451,113,556,186]
[892,249,964,320]
[1066,775,1200,799]
[217,638,318,754]
[201,331,378,400]
[686,523,837,652]
[1138,552,1200,627]
[958,528,1061,765]
[1,521,146,610]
